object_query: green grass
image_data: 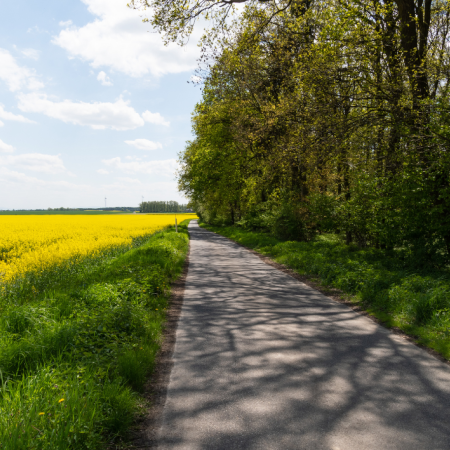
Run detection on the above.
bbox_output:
[0,220,192,449]
[200,223,450,360]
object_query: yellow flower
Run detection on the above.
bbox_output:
[0,214,198,284]
[38,412,45,415]
[58,398,64,403]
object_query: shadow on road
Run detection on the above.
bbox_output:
[159,222,450,450]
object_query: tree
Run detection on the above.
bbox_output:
[176,0,450,263]
[128,0,309,44]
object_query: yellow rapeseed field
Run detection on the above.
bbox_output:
[0,214,197,283]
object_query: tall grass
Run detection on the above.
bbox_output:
[201,223,450,360]
[0,221,191,449]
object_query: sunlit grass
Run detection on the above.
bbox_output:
[0,220,192,449]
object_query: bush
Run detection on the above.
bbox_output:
[414,286,450,325]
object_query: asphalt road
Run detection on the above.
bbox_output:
[158,220,450,449]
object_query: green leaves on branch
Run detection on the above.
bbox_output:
[177,0,450,265]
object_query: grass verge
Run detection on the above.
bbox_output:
[0,220,192,449]
[200,222,450,361]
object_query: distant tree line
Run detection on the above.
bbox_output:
[139,201,188,213]
[0,207,139,214]
[45,207,139,212]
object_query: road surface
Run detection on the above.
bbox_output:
[158,220,450,449]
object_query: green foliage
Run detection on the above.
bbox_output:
[177,0,450,266]
[139,201,188,213]
[117,345,157,393]
[0,221,191,449]
[202,223,450,359]
[266,199,312,241]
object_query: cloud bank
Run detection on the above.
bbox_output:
[142,110,170,127]
[0,104,35,124]
[0,153,67,174]
[0,48,44,92]
[0,139,14,153]
[125,139,162,151]
[52,0,199,77]
[97,71,113,86]
[102,156,177,177]
[18,93,145,130]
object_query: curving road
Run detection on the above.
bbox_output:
[158,220,450,449]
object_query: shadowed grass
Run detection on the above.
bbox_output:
[0,220,192,449]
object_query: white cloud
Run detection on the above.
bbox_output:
[0,153,67,174]
[0,48,44,92]
[117,177,142,184]
[142,110,170,127]
[100,179,184,203]
[97,71,113,86]
[0,120,3,127]
[102,157,177,177]
[27,26,49,34]
[0,167,48,185]
[97,168,109,174]
[125,139,162,151]
[0,139,14,153]
[20,48,40,60]
[0,104,35,124]
[18,93,144,130]
[0,167,88,191]
[59,20,73,27]
[52,0,199,77]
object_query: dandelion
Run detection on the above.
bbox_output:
[59,399,64,403]
[38,412,45,416]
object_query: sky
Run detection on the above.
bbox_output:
[0,0,203,209]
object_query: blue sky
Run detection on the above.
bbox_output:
[0,0,203,209]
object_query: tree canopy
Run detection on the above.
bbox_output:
[129,0,305,44]
[137,0,450,264]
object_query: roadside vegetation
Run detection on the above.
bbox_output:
[0,220,191,449]
[201,222,450,360]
